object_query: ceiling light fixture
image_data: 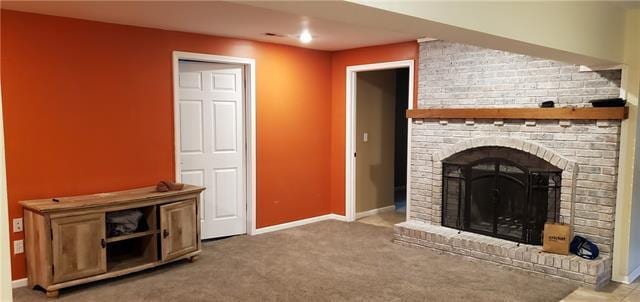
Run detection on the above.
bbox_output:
[299,29,312,43]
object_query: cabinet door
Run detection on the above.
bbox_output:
[51,213,107,283]
[160,199,198,261]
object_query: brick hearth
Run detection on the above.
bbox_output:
[394,222,612,289]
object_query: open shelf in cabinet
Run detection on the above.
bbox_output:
[106,233,158,272]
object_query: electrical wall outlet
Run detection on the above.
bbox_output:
[14,239,24,254]
[13,218,23,232]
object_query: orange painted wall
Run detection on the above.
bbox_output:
[1,10,332,280]
[329,42,419,215]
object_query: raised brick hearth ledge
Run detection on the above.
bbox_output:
[394,221,611,289]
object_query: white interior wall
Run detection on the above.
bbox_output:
[614,8,640,283]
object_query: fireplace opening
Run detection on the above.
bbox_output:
[442,147,561,245]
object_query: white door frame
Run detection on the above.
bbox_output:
[0,82,14,299]
[172,51,257,236]
[345,60,414,222]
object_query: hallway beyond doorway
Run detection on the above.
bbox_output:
[357,211,405,228]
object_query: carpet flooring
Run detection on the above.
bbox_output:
[13,220,577,302]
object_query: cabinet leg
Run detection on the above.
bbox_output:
[46,290,59,298]
[188,255,199,263]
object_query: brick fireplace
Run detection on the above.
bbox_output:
[394,41,623,289]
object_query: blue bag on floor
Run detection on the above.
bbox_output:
[570,235,599,260]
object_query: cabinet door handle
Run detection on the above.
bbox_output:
[163,229,169,238]
[101,238,106,249]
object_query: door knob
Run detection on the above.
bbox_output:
[101,238,106,249]
[163,229,169,238]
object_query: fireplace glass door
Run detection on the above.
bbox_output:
[468,160,527,240]
[442,147,561,245]
[468,162,497,234]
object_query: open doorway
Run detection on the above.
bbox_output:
[352,67,410,227]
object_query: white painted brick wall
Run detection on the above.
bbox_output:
[409,119,621,255]
[418,41,621,109]
[409,41,623,256]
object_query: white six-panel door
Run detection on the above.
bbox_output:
[177,60,246,239]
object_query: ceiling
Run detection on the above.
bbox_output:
[0,1,419,51]
[3,1,632,65]
[611,1,640,9]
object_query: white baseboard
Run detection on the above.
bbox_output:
[628,265,640,284]
[12,278,27,288]
[620,264,640,284]
[253,213,348,235]
[356,205,395,219]
[327,214,348,221]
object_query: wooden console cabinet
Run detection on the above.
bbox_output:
[20,185,205,298]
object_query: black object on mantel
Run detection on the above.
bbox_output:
[539,101,555,108]
[590,98,626,107]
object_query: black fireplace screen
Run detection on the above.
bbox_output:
[442,147,561,245]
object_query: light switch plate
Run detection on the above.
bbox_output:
[363,132,368,142]
[14,239,24,254]
[12,218,23,232]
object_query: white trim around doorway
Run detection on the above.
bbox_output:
[0,82,14,298]
[345,60,414,222]
[172,51,258,236]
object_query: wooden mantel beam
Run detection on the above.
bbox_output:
[406,107,628,120]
